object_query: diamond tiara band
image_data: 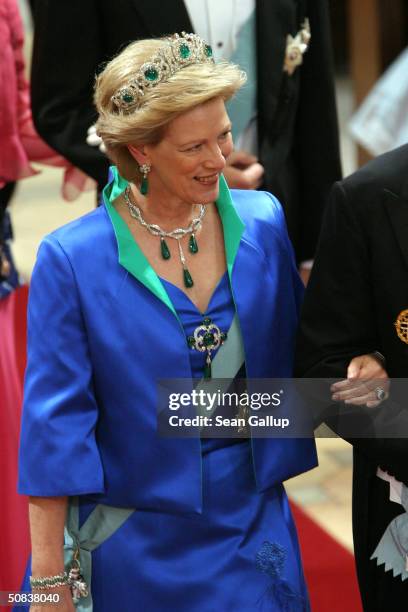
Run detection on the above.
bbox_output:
[111,32,214,112]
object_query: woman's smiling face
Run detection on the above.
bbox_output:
[142,97,233,205]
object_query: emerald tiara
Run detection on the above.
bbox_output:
[111,32,214,112]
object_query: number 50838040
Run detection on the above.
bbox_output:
[0,591,60,606]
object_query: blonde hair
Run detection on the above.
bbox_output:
[94,37,246,181]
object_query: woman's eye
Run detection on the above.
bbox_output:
[182,143,201,152]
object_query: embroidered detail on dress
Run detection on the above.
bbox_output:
[255,541,306,611]
[256,541,285,578]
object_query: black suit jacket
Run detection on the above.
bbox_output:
[31,0,341,262]
[296,144,408,611]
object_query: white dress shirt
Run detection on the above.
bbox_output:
[184,0,254,62]
[184,0,257,154]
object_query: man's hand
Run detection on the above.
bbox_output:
[331,354,389,408]
[223,150,264,190]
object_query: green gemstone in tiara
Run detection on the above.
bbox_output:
[179,43,191,59]
[205,45,213,57]
[144,67,159,81]
[121,91,135,104]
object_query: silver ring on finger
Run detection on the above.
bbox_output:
[374,387,387,402]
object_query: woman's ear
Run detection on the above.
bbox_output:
[127,144,150,166]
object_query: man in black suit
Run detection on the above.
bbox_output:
[296,144,408,610]
[30,0,341,267]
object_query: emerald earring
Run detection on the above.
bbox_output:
[139,163,151,195]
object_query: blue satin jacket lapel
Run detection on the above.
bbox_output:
[103,170,179,320]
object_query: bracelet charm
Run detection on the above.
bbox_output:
[68,558,89,602]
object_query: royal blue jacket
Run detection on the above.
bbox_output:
[18,168,317,513]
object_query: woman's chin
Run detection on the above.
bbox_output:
[192,178,220,203]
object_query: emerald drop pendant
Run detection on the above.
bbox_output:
[189,234,198,254]
[204,354,212,380]
[160,238,171,260]
[140,176,148,195]
[183,268,194,288]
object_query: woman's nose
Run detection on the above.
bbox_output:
[206,144,226,170]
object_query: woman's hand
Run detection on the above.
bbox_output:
[29,497,73,611]
[330,353,389,408]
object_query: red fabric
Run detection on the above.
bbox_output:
[13,286,28,386]
[291,501,363,612]
[0,0,36,185]
[0,0,96,196]
[0,291,30,592]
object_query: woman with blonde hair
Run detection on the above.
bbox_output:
[19,34,316,611]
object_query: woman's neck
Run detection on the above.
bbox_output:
[129,184,204,229]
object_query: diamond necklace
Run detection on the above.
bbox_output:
[123,186,206,288]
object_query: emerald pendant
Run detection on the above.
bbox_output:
[160,238,171,260]
[140,176,148,195]
[204,356,212,380]
[183,268,194,288]
[189,234,198,254]
[187,317,228,380]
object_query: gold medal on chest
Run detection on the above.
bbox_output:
[394,309,408,344]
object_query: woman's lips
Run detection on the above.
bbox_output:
[194,173,219,185]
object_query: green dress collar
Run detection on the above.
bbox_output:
[103,166,245,319]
